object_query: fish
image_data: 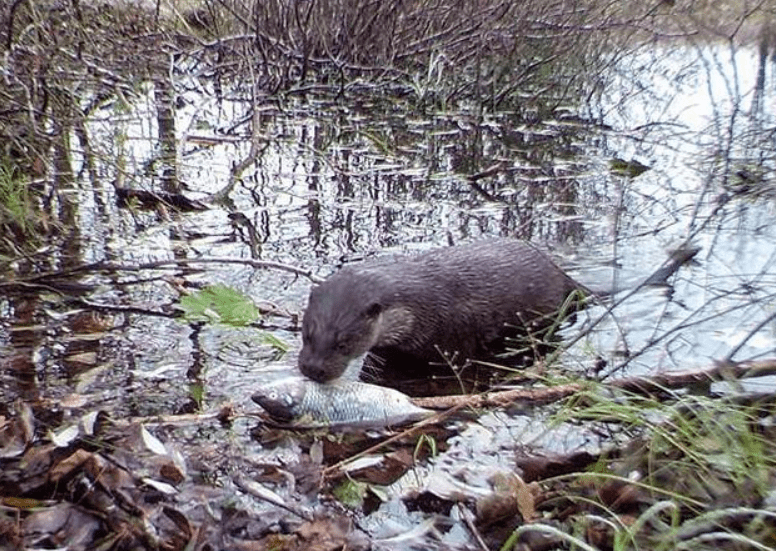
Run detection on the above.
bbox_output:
[251,377,433,429]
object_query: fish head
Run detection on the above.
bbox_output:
[251,378,306,421]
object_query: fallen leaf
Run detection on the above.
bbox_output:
[22,503,101,548]
[142,477,178,495]
[49,425,79,448]
[159,460,185,484]
[476,471,536,527]
[141,425,168,455]
[49,449,92,483]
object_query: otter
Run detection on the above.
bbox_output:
[298,238,587,383]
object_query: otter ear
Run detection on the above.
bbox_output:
[365,302,382,319]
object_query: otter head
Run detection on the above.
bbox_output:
[298,274,385,382]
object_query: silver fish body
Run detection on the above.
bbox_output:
[252,377,432,429]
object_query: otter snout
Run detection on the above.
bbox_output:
[299,355,331,383]
[298,346,347,383]
[299,362,333,383]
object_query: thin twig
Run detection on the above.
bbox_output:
[321,403,468,478]
[233,474,314,521]
[31,257,324,284]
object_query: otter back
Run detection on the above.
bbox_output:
[298,238,585,383]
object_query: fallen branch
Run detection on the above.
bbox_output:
[25,257,325,284]
[411,383,583,410]
[411,358,776,410]
[107,360,776,432]
[100,257,324,282]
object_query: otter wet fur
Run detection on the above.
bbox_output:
[299,238,587,383]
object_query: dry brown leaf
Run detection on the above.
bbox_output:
[476,471,537,527]
[22,503,101,549]
[48,449,92,483]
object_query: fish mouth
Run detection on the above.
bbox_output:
[251,393,295,421]
[251,380,304,421]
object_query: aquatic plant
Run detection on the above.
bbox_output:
[0,161,41,254]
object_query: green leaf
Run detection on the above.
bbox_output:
[261,332,290,353]
[609,157,650,177]
[179,284,259,326]
[332,478,368,509]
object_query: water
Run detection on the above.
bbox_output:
[2,41,775,415]
[1,10,775,545]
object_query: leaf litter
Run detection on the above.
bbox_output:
[4,359,775,550]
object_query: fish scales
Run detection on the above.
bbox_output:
[252,377,432,429]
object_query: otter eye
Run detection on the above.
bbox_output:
[364,302,382,319]
[335,341,350,353]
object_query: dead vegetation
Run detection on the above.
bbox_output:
[0,0,683,178]
[2,358,776,549]
[2,0,772,252]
